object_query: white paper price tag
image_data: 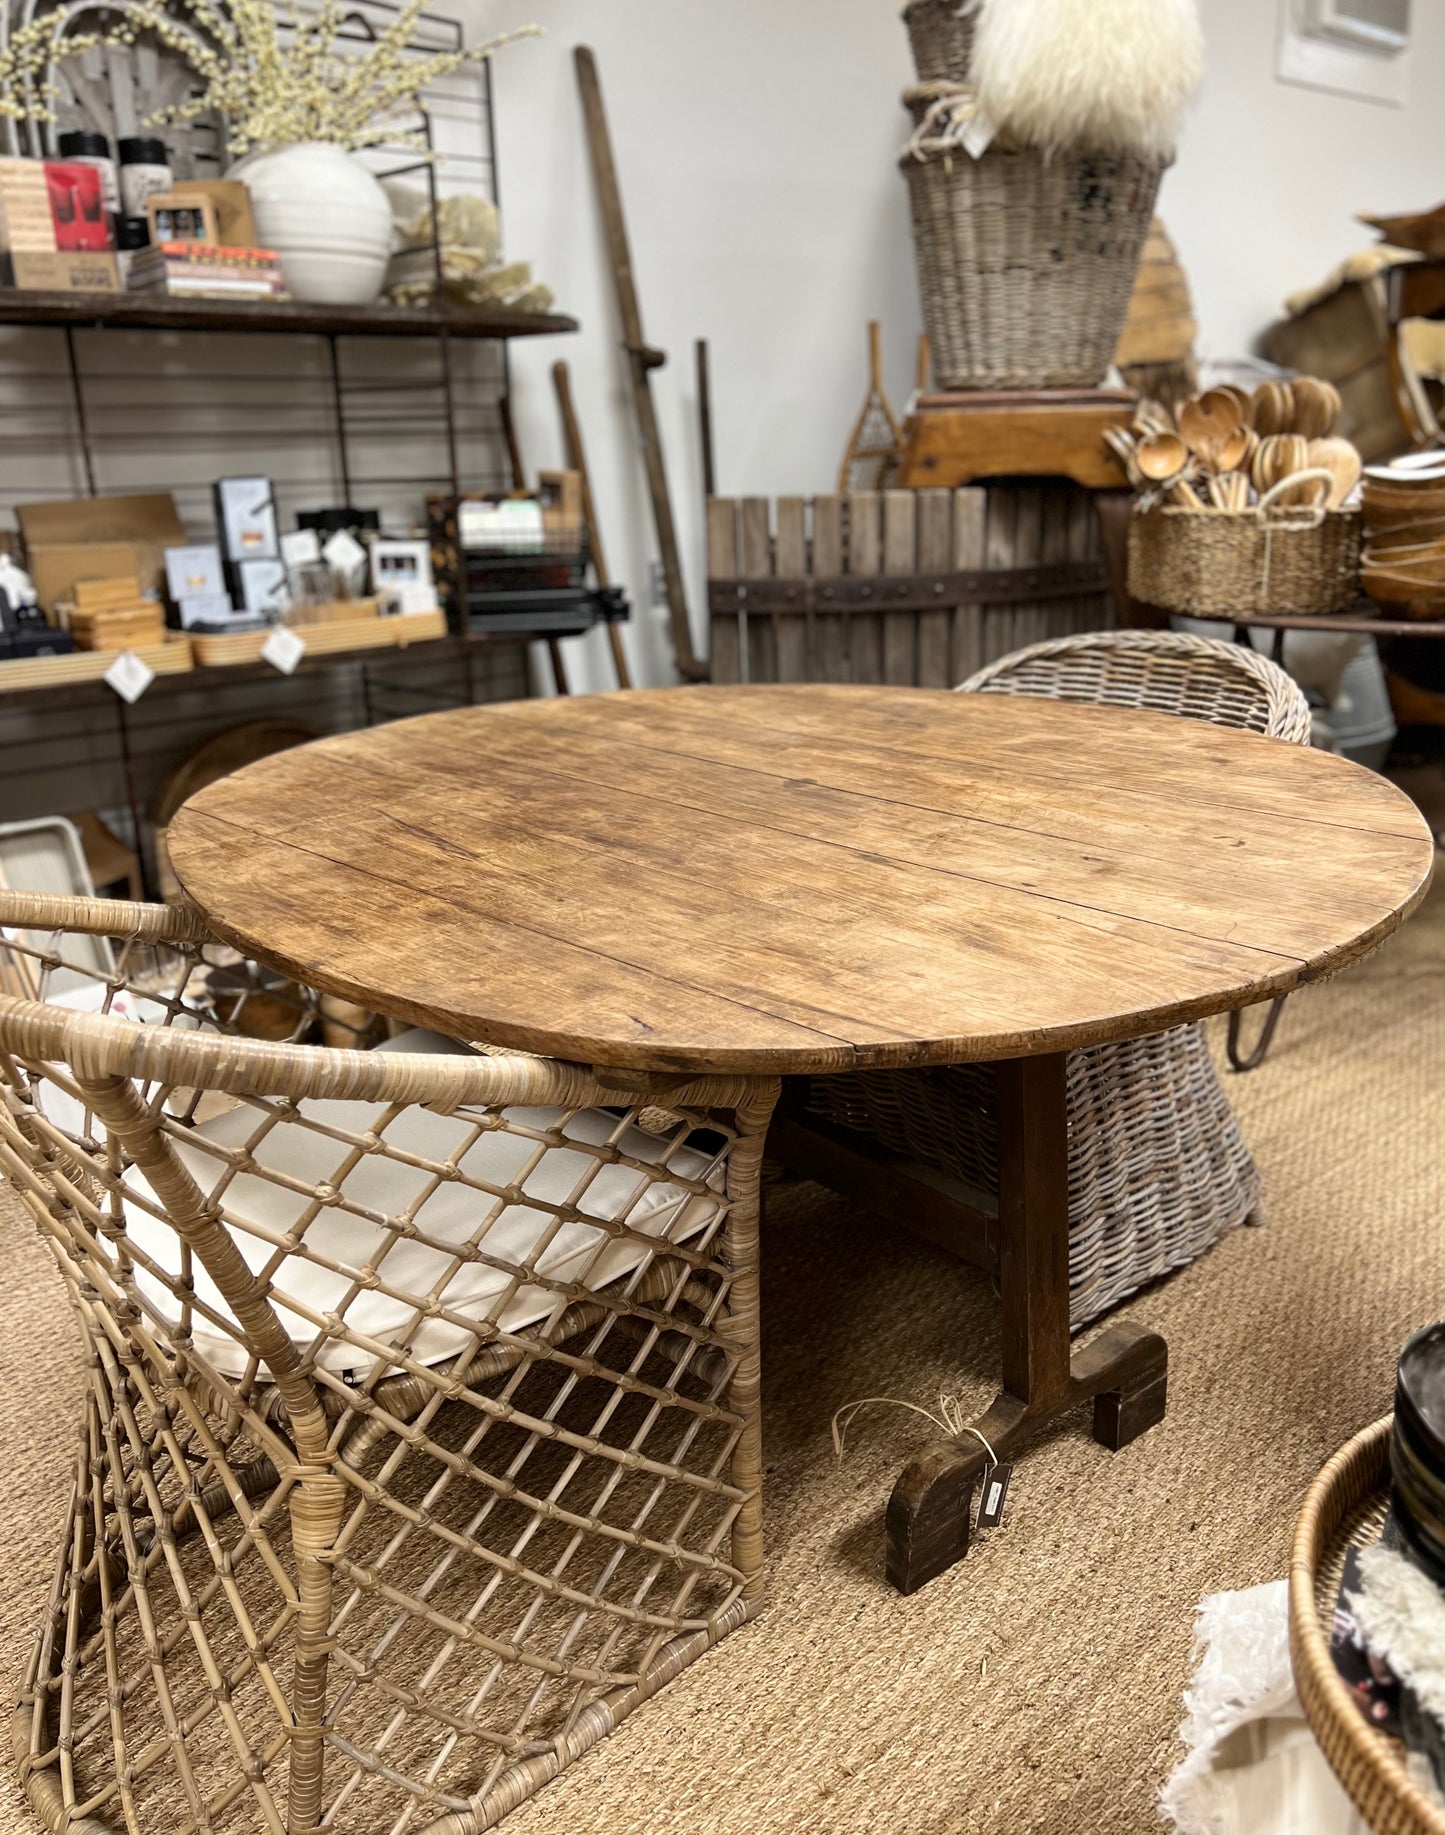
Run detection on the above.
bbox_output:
[321,529,367,574]
[961,104,997,160]
[261,625,306,674]
[280,527,322,568]
[103,648,155,703]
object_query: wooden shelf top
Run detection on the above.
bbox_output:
[0,289,578,341]
[1226,611,1445,639]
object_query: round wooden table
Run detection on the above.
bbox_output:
[169,684,1435,1590]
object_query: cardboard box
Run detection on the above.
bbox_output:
[19,492,188,610]
[8,249,121,292]
[0,158,120,292]
[145,194,219,246]
[27,542,144,616]
[229,556,290,615]
[215,477,278,562]
[164,544,225,600]
[161,180,258,250]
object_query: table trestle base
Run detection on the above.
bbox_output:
[778,1052,1170,1595]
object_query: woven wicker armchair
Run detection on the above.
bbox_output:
[0,891,777,1835]
[800,629,1313,1332]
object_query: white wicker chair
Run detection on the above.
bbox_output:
[798,630,1313,1330]
[0,891,777,1835]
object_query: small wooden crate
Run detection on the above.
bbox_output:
[69,604,168,652]
[707,487,1111,686]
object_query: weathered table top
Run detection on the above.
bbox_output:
[168,684,1435,1075]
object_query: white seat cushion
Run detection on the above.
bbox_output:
[122,1093,726,1381]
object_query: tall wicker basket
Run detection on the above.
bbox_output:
[902,0,975,82]
[901,133,1164,390]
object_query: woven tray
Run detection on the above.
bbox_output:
[1129,504,1363,617]
[0,635,193,695]
[192,609,446,667]
[1289,1416,1445,1835]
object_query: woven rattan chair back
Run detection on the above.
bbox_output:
[803,629,1312,1330]
[955,627,1314,742]
[0,891,777,1835]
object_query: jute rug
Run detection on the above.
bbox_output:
[3,868,1440,1835]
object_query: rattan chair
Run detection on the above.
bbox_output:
[799,629,1313,1331]
[0,891,777,1835]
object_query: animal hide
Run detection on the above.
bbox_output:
[970,0,1203,159]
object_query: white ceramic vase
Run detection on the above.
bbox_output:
[230,141,392,308]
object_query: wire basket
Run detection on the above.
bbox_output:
[1129,503,1363,617]
[902,0,975,82]
[901,133,1164,390]
[464,528,589,600]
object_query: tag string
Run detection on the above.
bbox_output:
[831,1393,998,1467]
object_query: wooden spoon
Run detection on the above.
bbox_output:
[1133,399,1176,439]
[1292,378,1339,441]
[1307,436,1362,510]
[1213,384,1255,429]
[1137,431,1190,482]
[1214,426,1252,473]
[1208,472,1250,514]
[1252,380,1294,438]
[1252,433,1309,495]
[1178,391,1245,470]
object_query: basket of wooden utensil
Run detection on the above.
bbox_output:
[1122,380,1364,617]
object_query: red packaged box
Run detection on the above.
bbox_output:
[0,158,119,291]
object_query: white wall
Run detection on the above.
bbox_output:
[1166,0,1444,359]
[482,0,1445,693]
[483,0,919,692]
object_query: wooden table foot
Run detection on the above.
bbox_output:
[884,1057,1170,1594]
[1086,1321,1169,1451]
[885,1326,1168,1593]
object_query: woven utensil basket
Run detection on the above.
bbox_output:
[901,138,1164,389]
[902,0,975,82]
[1129,504,1363,617]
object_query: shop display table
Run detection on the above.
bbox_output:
[168,685,1433,1591]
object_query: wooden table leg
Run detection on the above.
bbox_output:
[885,1052,1168,1594]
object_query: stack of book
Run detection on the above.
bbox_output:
[126,242,287,301]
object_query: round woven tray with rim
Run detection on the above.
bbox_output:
[1289,1415,1445,1835]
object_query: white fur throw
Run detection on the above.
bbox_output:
[970,0,1203,160]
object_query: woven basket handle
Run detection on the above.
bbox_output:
[1256,468,1336,517]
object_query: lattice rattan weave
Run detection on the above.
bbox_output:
[0,891,778,1834]
[802,630,1312,1330]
